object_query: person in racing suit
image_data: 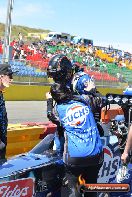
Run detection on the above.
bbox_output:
[48,83,103,197]
[47,54,103,123]
[0,63,14,161]
[47,54,104,154]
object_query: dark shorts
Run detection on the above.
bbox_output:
[63,163,103,197]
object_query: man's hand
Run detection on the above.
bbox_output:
[121,152,129,164]
[46,92,52,99]
[84,79,95,92]
[0,140,5,150]
[121,125,132,164]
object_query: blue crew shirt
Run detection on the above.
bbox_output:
[56,100,103,158]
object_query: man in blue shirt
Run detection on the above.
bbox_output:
[47,83,103,197]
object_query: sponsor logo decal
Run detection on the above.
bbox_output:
[0,178,34,197]
[116,165,130,183]
[63,104,89,127]
[77,175,129,194]
[98,143,121,183]
[103,147,112,158]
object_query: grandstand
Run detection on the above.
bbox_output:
[0,40,132,87]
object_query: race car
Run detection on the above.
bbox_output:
[0,93,131,197]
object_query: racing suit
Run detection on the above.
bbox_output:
[47,95,103,197]
[0,91,8,160]
[47,98,65,154]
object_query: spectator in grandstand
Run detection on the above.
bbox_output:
[120,61,126,68]
[0,64,14,162]
[121,125,132,164]
[88,44,94,54]
[48,83,103,197]
[18,32,24,46]
[116,72,125,82]
[13,50,20,60]
[19,48,26,60]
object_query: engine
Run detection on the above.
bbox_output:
[105,93,132,160]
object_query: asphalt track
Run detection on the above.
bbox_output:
[6,101,49,124]
[6,101,119,124]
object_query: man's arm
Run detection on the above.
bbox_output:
[0,94,7,150]
[121,125,132,164]
[46,92,64,139]
[46,92,61,127]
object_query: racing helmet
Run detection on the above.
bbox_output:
[47,54,73,82]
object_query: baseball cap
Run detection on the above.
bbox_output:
[74,73,95,94]
[0,63,16,78]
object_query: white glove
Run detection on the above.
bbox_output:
[46,92,52,99]
[116,164,129,183]
[0,141,5,150]
[84,79,95,92]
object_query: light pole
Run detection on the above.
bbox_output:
[2,0,14,64]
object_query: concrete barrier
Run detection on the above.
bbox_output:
[4,85,50,101]
[3,85,124,101]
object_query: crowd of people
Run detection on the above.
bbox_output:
[0,35,132,78]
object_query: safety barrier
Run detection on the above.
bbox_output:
[7,124,46,157]
[21,121,57,139]
[4,84,125,101]
[4,85,51,101]
[7,122,57,158]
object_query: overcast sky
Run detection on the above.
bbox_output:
[0,0,132,52]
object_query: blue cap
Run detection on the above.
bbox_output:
[75,72,93,94]
[123,87,132,96]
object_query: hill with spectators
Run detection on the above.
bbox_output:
[0,22,50,38]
